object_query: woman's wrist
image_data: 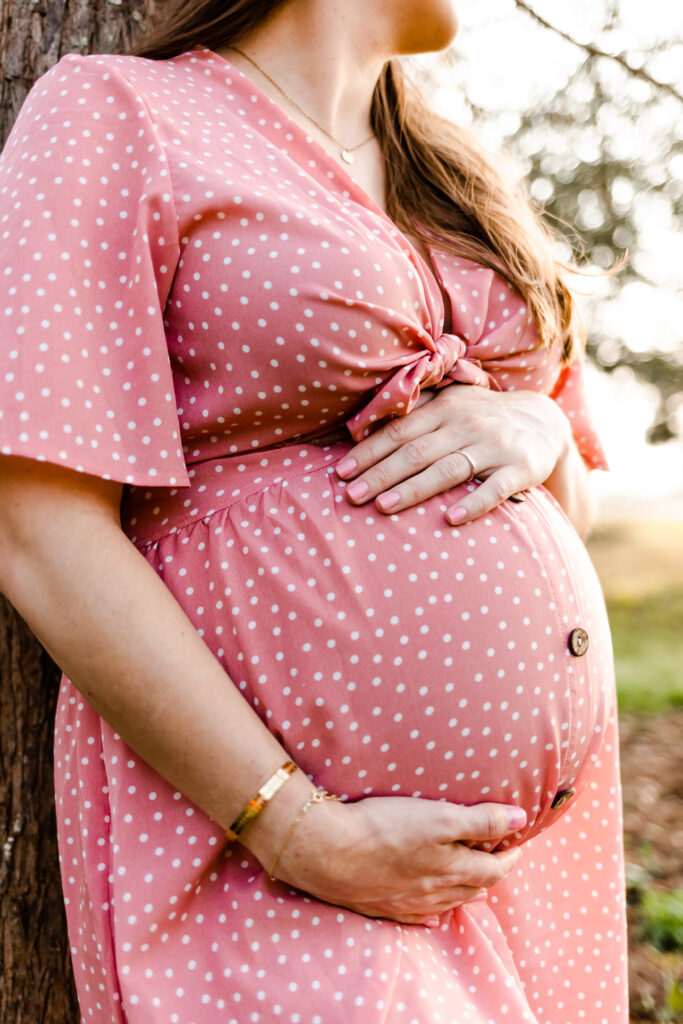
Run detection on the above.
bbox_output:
[531,392,572,463]
[237,768,358,898]
[237,767,323,869]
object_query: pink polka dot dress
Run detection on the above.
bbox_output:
[0,47,628,1024]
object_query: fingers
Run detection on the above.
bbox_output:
[445,466,530,526]
[419,887,489,924]
[431,884,487,907]
[364,878,502,926]
[423,843,520,891]
[439,801,527,843]
[351,884,491,926]
[338,429,455,507]
[430,844,523,892]
[338,431,531,524]
[335,396,443,484]
[345,443,483,513]
[421,840,524,894]
[459,844,524,888]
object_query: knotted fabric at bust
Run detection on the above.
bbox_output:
[346,332,501,441]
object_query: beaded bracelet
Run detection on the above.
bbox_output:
[268,787,340,881]
[225,760,297,842]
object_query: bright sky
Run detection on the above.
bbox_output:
[413,0,683,518]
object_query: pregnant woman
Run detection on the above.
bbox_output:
[0,0,628,1021]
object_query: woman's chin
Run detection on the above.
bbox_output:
[400,6,460,55]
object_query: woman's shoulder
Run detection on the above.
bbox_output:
[3,49,206,163]
[22,48,198,120]
[36,49,169,93]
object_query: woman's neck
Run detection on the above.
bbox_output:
[214,3,387,149]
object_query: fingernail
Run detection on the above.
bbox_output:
[376,490,400,512]
[447,506,468,526]
[346,480,368,502]
[336,457,358,478]
[472,891,487,902]
[424,917,440,928]
[508,808,527,830]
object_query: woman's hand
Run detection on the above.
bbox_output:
[335,384,575,526]
[268,794,526,925]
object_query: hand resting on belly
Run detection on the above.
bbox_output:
[335,383,595,538]
[246,790,527,926]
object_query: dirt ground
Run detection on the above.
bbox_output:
[620,709,683,1021]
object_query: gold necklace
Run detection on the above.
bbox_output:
[226,46,375,164]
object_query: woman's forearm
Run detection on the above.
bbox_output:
[541,432,597,540]
[0,459,315,867]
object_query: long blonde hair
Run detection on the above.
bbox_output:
[127,0,582,361]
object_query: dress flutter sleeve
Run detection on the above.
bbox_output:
[0,54,190,487]
[548,350,610,471]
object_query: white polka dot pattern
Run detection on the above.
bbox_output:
[0,56,188,485]
[0,47,608,482]
[3,46,625,1024]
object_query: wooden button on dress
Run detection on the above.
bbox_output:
[551,788,576,809]
[568,627,589,656]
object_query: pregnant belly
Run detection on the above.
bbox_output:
[126,442,614,846]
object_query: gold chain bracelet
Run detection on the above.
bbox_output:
[268,788,340,881]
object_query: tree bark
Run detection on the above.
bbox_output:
[0,598,78,1023]
[0,4,149,1019]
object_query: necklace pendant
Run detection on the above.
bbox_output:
[340,148,354,164]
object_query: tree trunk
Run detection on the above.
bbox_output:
[0,4,149,1020]
[0,598,79,1023]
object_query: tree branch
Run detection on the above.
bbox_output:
[513,0,683,105]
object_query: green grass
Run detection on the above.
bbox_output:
[607,588,683,713]
[585,521,683,714]
[640,889,683,953]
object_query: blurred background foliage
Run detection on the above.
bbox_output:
[414,0,683,449]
